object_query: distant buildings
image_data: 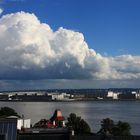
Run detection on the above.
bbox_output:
[49,93,73,101]
[0,92,74,101]
[107,90,140,100]
[107,91,120,99]
[0,89,140,101]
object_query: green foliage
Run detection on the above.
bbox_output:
[99,118,131,136]
[101,118,114,134]
[113,121,131,136]
[0,107,20,117]
[67,113,91,135]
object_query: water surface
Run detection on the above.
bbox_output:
[0,101,139,135]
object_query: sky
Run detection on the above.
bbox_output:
[0,0,140,90]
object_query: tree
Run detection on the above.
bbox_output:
[67,113,91,135]
[113,121,131,136]
[101,118,114,134]
[98,118,131,136]
[0,107,20,117]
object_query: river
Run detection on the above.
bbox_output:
[0,101,139,135]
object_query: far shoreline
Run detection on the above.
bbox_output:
[0,99,140,102]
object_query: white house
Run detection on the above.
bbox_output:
[107,91,120,99]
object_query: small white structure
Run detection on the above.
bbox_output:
[132,91,137,94]
[17,119,31,130]
[50,93,71,101]
[107,91,114,97]
[136,93,140,99]
[131,91,140,99]
[107,91,119,99]
[113,93,119,99]
[51,93,64,100]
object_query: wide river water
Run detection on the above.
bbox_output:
[0,101,139,135]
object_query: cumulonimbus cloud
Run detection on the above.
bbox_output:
[0,11,140,80]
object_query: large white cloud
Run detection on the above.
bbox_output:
[0,11,140,80]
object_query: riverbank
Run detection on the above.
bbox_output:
[0,99,140,102]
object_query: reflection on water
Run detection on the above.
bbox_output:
[0,101,140,135]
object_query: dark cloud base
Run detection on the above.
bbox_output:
[0,79,140,91]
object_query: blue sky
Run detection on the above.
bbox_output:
[1,0,140,56]
[0,0,140,90]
